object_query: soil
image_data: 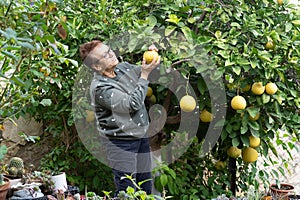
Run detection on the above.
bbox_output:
[2,134,55,171]
[271,185,294,190]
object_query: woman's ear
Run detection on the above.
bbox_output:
[91,63,104,73]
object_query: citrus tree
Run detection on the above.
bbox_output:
[1,0,299,198]
[138,0,300,197]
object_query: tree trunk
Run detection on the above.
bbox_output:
[228,157,237,196]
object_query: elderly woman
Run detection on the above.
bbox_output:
[79,40,160,197]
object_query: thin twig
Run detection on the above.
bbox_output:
[5,0,13,17]
[170,58,191,68]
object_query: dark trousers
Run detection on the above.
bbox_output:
[105,138,152,197]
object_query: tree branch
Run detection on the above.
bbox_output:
[166,113,181,124]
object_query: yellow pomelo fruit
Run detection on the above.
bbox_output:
[226,83,235,90]
[265,40,275,50]
[251,82,265,95]
[85,110,95,122]
[241,84,251,92]
[249,135,261,148]
[242,147,258,163]
[143,50,159,64]
[200,109,213,122]
[147,87,153,97]
[215,160,226,170]
[231,95,247,110]
[249,112,260,121]
[227,146,242,158]
[265,82,278,95]
[180,95,196,112]
[277,0,283,5]
[150,94,156,104]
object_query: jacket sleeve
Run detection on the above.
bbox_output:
[94,78,149,113]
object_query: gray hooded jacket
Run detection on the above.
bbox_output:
[90,62,149,139]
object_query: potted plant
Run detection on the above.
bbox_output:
[0,174,10,200]
[50,171,68,193]
[3,157,25,187]
[0,145,10,200]
[22,170,55,195]
[269,182,294,200]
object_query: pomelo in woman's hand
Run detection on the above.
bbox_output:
[143,50,159,64]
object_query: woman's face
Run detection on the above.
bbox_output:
[90,43,119,73]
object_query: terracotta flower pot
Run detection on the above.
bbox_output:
[270,183,294,200]
[0,177,10,200]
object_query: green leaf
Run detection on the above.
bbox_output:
[250,60,258,68]
[241,120,248,134]
[232,137,240,147]
[181,26,193,44]
[166,14,181,24]
[197,78,207,95]
[247,107,260,118]
[160,174,168,186]
[262,93,270,104]
[218,50,230,59]
[225,59,235,66]
[291,20,300,25]
[43,35,56,43]
[17,41,35,50]
[248,121,260,131]
[187,17,196,24]
[268,140,278,157]
[290,89,297,98]
[250,29,262,37]
[168,168,176,179]
[285,23,293,32]
[40,99,52,107]
[147,15,157,27]
[230,22,241,28]
[126,186,135,194]
[10,77,25,86]
[0,28,17,40]
[258,55,272,62]
[165,26,177,36]
[232,66,241,75]
[68,59,78,67]
[241,135,249,146]
[167,178,176,194]
[1,50,18,61]
[221,130,228,141]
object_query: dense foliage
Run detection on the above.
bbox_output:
[0,0,299,198]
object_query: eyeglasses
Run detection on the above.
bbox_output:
[89,47,115,67]
[101,47,114,59]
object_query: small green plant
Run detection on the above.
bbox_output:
[116,174,168,200]
[86,191,102,200]
[22,171,55,194]
[245,185,266,200]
